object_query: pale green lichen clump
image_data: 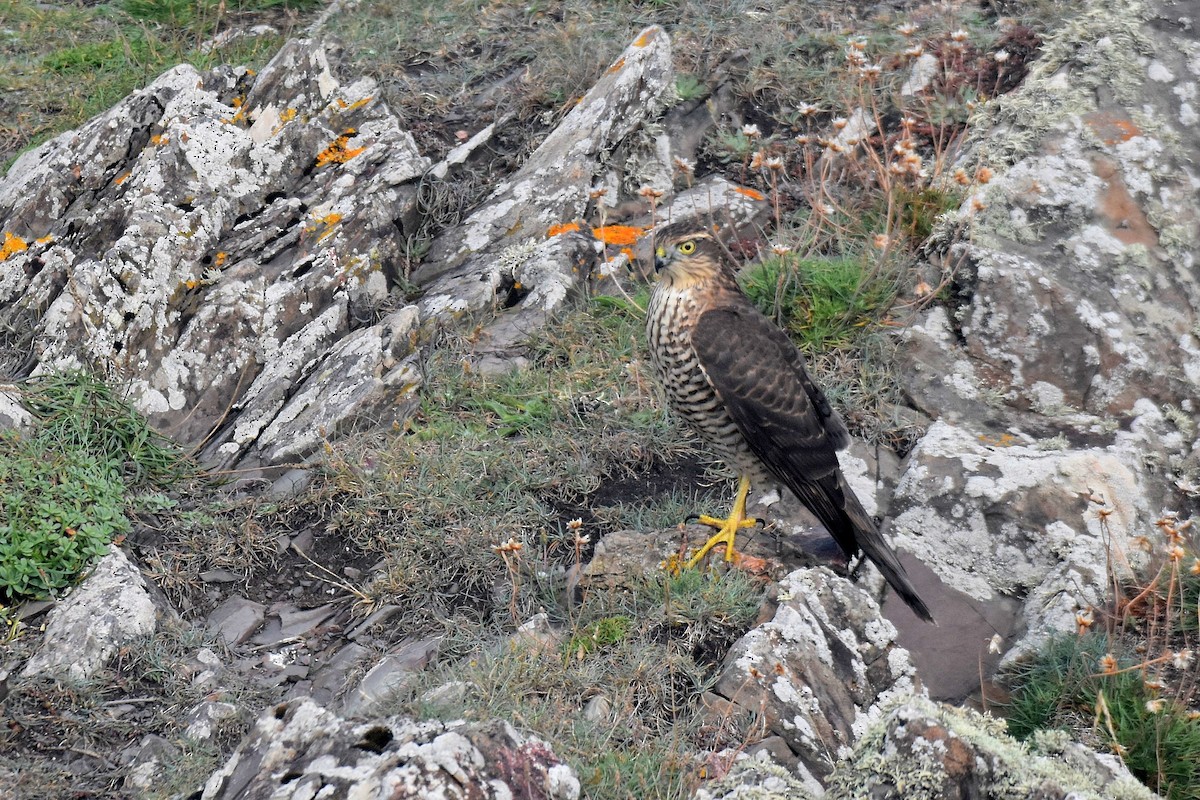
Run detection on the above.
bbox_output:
[824,695,1158,800]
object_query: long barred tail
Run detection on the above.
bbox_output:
[802,472,935,624]
[840,477,934,623]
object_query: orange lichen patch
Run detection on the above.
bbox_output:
[633,30,655,47]
[184,279,200,290]
[345,96,372,112]
[547,221,582,237]
[607,57,626,74]
[114,171,131,186]
[1093,155,1158,248]
[316,130,367,167]
[214,252,228,268]
[0,232,28,261]
[35,235,54,246]
[977,432,1017,448]
[310,213,344,242]
[280,108,297,123]
[1083,110,1141,145]
[232,96,244,108]
[150,133,169,146]
[592,224,644,246]
[732,186,766,201]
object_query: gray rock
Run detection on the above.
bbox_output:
[342,636,441,715]
[907,0,1200,432]
[694,751,821,800]
[201,698,580,800]
[824,697,1159,800]
[654,175,772,240]
[305,641,372,706]
[124,734,180,795]
[185,699,240,741]
[206,595,266,645]
[888,418,1154,661]
[711,568,919,792]
[0,387,32,430]
[415,25,673,288]
[0,39,429,469]
[251,602,337,647]
[20,546,157,682]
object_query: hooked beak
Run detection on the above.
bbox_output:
[654,245,669,273]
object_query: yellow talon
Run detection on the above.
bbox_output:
[685,476,757,568]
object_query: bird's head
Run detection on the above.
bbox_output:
[652,228,728,287]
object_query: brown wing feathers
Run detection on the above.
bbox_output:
[691,302,934,623]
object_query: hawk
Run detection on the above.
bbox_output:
[646,224,933,623]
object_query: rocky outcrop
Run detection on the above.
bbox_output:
[0,39,429,469]
[20,546,157,682]
[201,698,580,800]
[909,0,1200,424]
[711,568,919,792]
[825,697,1158,800]
[5,1,1200,797]
[896,0,1200,655]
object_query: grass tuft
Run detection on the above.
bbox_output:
[1003,510,1200,799]
[390,568,766,800]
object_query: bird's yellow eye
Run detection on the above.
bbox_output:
[678,240,696,255]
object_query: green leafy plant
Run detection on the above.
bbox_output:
[0,372,190,600]
[0,438,126,599]
[566,615,632,660]
[674,73,706,101]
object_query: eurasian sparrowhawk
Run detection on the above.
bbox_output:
[646,223,933,623]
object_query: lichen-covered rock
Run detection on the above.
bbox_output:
[20,546,157,682]
[201,698,580,800]
[825,696,1159,800]
[0,39,429,468]
[908,0,1200,423]
[413,25,674,317]
[711,568,920,792]
[693,752,821,800]
[888,418,1162,660]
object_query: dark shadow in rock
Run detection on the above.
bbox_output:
[886,552,1020,707]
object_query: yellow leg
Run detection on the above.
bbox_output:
[685,476,758,568]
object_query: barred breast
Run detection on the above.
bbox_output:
[646,284,765,479]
